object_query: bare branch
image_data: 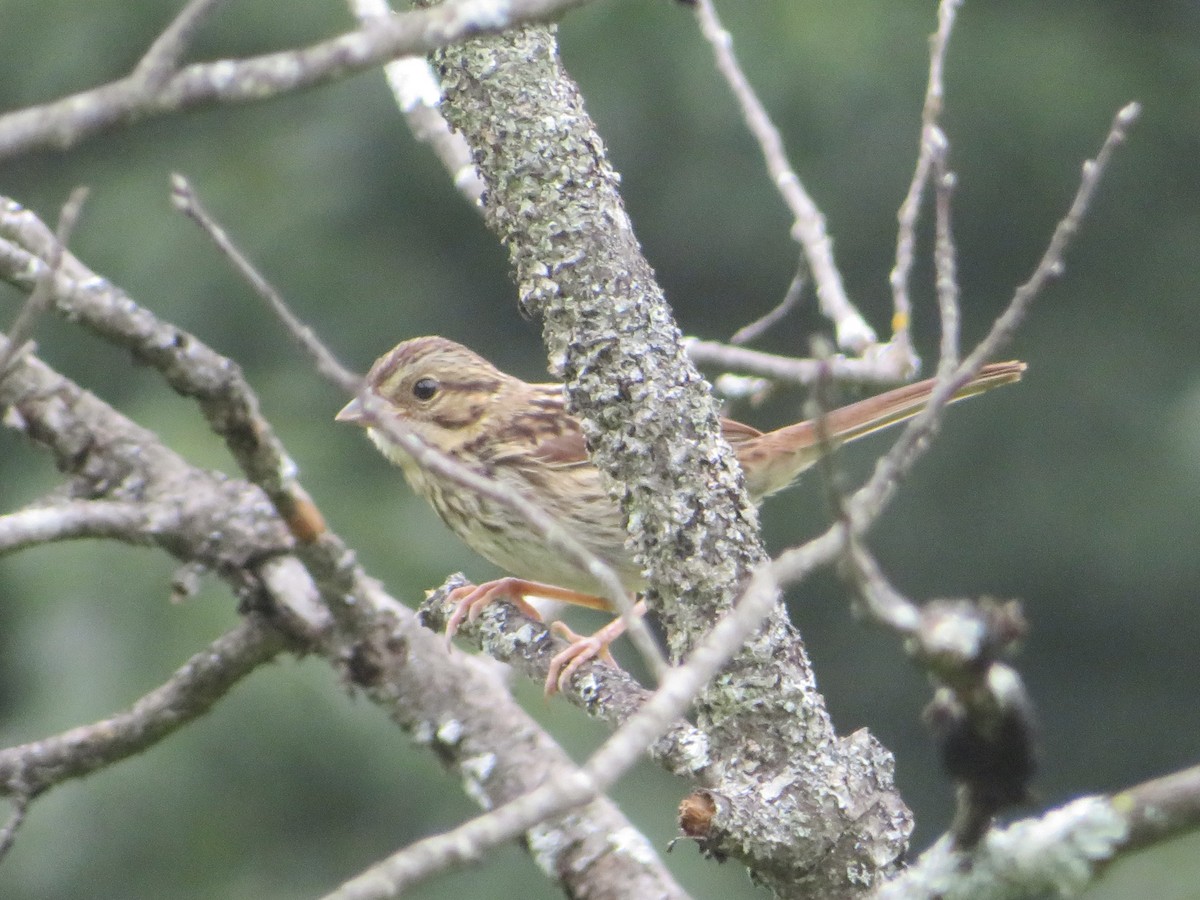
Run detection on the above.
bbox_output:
[685,337,911,386]
[693,0,884,357]
[0,500,156,554]
[931,151,961,371]
[891,0,961,350]
[0,186,88,377]
[0,618,287,799]
[346,0,485,205]
[1120,763,1200,852]
[0,0,600,163]
[169,174,360,394]
[729,262,804,345]
[132,0,231,85]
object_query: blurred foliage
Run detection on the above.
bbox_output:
[0,0,1197,897]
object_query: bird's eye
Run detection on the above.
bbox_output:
[412,377,439,401]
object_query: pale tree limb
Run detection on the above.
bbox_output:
[0,0,602,162]
[0,335,691,900]
[0,500,160,554]
[891,0,962,350]
[685,337,913,386]
[931,146,962,371]
[346,0,486,205]
[693,0,890,361]
[0,187,88,376]
[0,617,288,800]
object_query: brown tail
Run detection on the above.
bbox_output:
[734,361,1026,500]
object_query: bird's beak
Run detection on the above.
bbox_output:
[335,396,367,425]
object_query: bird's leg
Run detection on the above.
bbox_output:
[443,577,612,645]
[546,599,646,695]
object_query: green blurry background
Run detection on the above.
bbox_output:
[1,1,1197,897]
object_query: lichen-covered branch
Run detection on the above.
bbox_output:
[418,6,911,894]
[876,763,1200,900]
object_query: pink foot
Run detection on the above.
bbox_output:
[545,599,645,695]
[443,577,545,645]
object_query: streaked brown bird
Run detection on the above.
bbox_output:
[337,336,1024,691]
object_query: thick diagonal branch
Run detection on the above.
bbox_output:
[418,7,911,895]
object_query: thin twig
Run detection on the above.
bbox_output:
[959,102,1140,372]
[0,186,88,377]
[0,795,28,865]
[0,618,287,799]
[729,263,804,345]
[931,149,961,372]
[692,0,878,354]
[132,0,231,85]
[170,174,360,393]
[685,338,911,386]
[890,0,961,364]
[345,0,485,205]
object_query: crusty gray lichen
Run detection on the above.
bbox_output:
[423,12,912,895]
